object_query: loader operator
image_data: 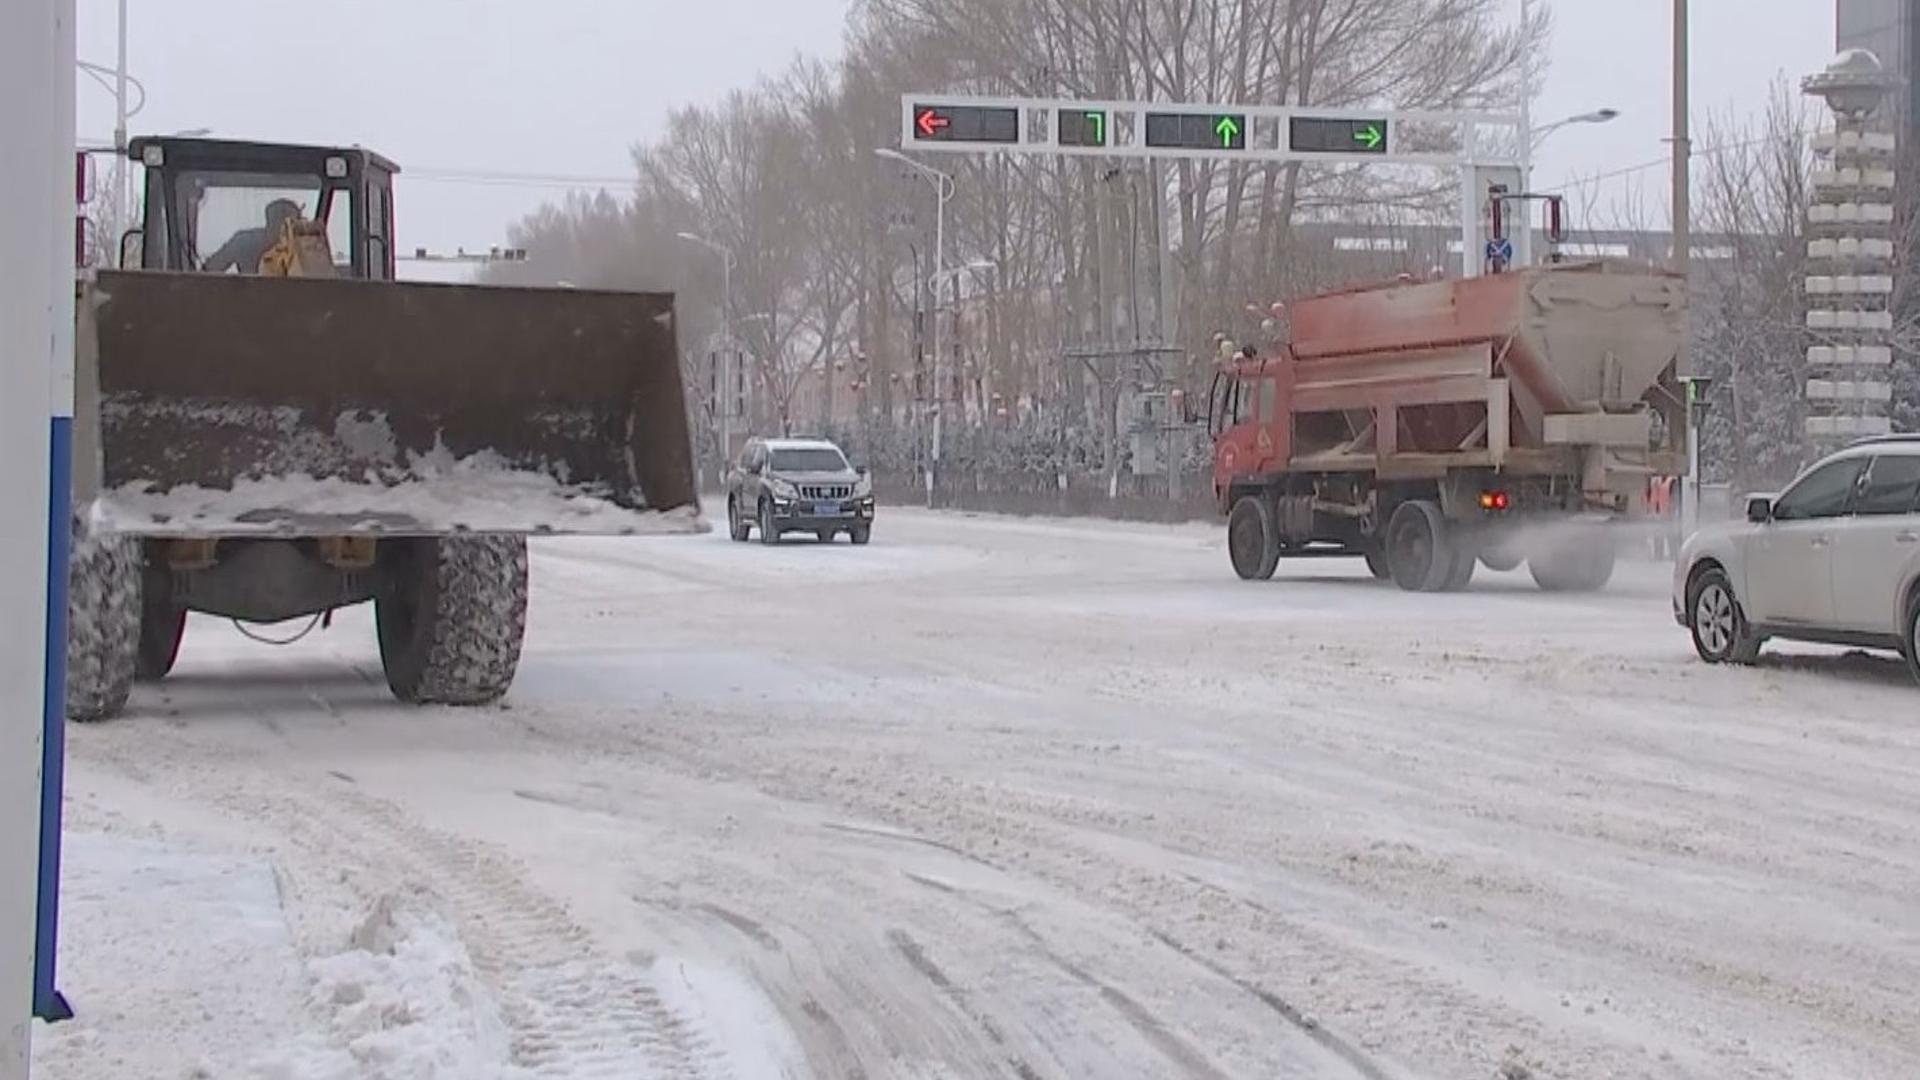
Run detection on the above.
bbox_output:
[201,198,303,274]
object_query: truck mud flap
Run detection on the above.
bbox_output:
[76,271,700,537]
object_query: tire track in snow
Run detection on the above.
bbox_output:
[80,728,729,1080]
[298,780,729,1079]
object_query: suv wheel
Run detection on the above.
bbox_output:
[1905,594,1919,686]
[727,499,752,542]
[758,499,781,546]
[1689,567,1763,665]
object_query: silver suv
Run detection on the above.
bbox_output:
[1674,435,1920,683]
[724,437,875,545]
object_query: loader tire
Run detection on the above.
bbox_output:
[66,525,141,723]
[376,535,528,706]
[137,599,187,681]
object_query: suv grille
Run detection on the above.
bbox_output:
[800,484,853,500]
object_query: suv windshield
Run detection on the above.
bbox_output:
[771,447,848,472]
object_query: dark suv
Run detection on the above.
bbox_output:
[726,437,875,545]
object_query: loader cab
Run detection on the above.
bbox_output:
[126,136,398,280]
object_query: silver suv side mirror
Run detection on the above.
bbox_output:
[1746,496,1773,523]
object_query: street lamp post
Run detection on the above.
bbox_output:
[1516,0,1621,266]
[875,148,956,505]
[925,260,994,507]
[676,231,735,479]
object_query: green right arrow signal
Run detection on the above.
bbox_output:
[1354,123,1384,150]
[1215,115,1242,147]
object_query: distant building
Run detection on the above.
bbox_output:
[1838,0,1920,136]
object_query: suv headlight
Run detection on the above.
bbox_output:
[854,474,873,497]
[769,478,799,500]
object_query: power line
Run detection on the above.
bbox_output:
[401,167,636,191]
[1539,132,1783,195]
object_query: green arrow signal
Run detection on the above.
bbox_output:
[1085,111,1105,145]
[1354,123,1383,150]
[1215,115,1241,146]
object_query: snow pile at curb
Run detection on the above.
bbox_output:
[255,895,527,1080]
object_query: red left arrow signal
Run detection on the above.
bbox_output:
[916,108,950,138]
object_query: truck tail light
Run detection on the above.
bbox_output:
[1479,491,1511,512]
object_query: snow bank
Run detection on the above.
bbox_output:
[33,833,529,1080]
[256,895,527,1080]
[30,833,320,1080]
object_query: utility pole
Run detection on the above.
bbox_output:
[1672,0,1695,535]
[113,0,128,238]
[875,149,953,507]
[1517,0,1535,268]
[1671,0,1690,287]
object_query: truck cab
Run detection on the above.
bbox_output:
[1207,358,1287,500]
[125,136,397,279]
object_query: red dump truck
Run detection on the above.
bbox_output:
[1208,260,1688,592]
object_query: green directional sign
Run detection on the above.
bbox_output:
[1058,109,1107,147]
[1144,112,1247,151]
[1289,116,1390,155]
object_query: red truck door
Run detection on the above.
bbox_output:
[1251,372,1290,473]
[1211,373,1253,489]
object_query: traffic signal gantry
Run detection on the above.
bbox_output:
[898,95,1523,277]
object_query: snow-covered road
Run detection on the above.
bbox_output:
[33,507,1920,1079]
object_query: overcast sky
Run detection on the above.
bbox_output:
[77,0,1838,257]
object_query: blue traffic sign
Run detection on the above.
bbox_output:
[1485,237,1514,264]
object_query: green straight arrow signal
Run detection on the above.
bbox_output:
[1354,123,1384,150]
[1214,115,1241,146]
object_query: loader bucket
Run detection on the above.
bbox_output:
[75,270,701,537]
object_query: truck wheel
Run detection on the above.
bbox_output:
[66,526,141,723]
[1530,539,1617,593]
[1227,495,1281,581]
[1478,544,1524,573]
[727,499,751,542]
[376,535,528,706]
[758,499,782,546]
[1363,547,1392,580]
[1441,546,1478,591]
[1385,501,1456,592]
[137,591,187,681]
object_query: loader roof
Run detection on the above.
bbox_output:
[127,135,400,176]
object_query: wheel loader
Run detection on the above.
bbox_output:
[66,136,701,721]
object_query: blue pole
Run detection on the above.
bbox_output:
[34,0,78,1024]
[33,418,73,1023]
